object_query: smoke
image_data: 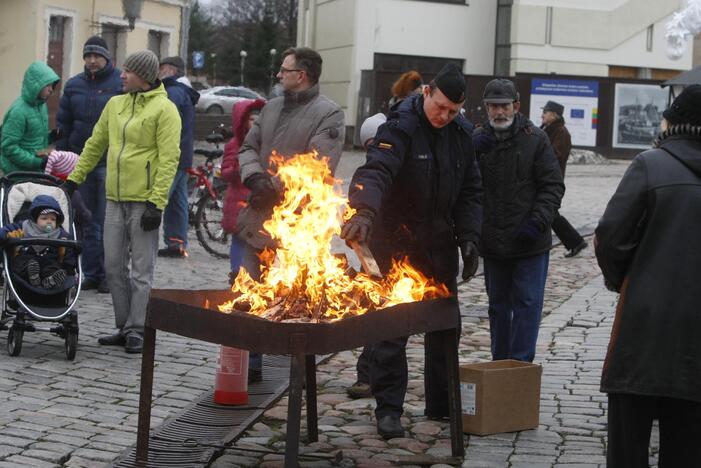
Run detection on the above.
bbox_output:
[666,0,701,59]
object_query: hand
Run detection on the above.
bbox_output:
[140,201,163,232]
[245,173,280,211]
[61,179,78,198]
[340,208,375,244]
[516,219,543,242]
[472,130,496,154]
[460,241,479,281]
[36,147,53,158]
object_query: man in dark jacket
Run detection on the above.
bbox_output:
[55,36,122,293]
[595,85,701,467]
[341,63,483,440]
[473,79,564,363]
[157,56,200,258]
[541,100,586,257]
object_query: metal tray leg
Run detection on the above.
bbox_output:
[305,354,318,443]
[136,326,157,463]
[285,352,305,468]
[445,327,465,458]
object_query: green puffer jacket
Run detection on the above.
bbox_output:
[68,83,181,209]
[0,61,60,174]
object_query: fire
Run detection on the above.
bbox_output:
[219,151,450,321]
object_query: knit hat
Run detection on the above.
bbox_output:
[29,195,64,226]
[83,36,110,61]
[123,50,159,84]
[160,56,185,74]
[360,113,387,147]
[433,63,466,104]
[662,84,701,126]
[483,79,519,104]
[542,100,564,117]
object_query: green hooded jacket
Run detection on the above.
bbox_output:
[0,61,60,174]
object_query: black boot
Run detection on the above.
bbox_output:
[377,414,405,440]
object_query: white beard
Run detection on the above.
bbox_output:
[489,117,514,130]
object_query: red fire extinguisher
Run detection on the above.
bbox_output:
[214,346,249,405]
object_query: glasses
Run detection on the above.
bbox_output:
[279,66,303,74]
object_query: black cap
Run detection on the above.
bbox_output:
[83,36,110,61]
[160,56,185,72]
[543,100,564,117]
[663,84,701,126]
[483,79,519,103]
[433,63,466,104]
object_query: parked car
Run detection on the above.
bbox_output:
[195,86,264,114]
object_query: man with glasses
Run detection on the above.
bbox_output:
[237,47,345,381]
[472,79,564,364]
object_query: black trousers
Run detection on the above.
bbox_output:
[356,346,370,384]
[551,211,584,250]
[607,393,701,468]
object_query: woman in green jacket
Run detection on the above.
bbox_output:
[1,61,60,174]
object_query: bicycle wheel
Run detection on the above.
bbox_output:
[194,192,231,259]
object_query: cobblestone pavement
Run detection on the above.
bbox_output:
[0,153,636,467]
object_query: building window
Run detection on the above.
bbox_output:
[148,30,170,59]
[646,24,654,52]
[102,24,127,65]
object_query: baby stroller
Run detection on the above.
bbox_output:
[0,172,82,360]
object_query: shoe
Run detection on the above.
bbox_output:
[158,247,187,258]
[377,414,405,440]
[425,411,450,421]
[98,332,126,346]
[124,334,143,354]
[248,369,262,383]
[97,280,110,294]
[82,278,100,290]
[564,241,587,258]
[347,381,372,399]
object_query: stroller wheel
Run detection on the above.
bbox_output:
[65,329,78,360]
[7,327,23,357]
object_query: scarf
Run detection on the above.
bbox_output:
[653,123,701,148]
[21,219,62,253]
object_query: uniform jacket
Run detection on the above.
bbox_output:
[237,84,344,247]
[596,133,701,404]
[68,82,181,210]
[1,62,60,173]
[542,120,572,177]
[162,76,200,170]
[348,94,483,284]
[221,99,266,233]
[474,113,564,259]
[55,61,123,166]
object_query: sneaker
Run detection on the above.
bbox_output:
[564,241,587,258]
[124,334,144,354]
[347,381,372,399]
[98,332,126,346]
[97,280,110,294]
[158,247,188,258]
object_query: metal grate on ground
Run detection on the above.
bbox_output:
[111,354,329,468]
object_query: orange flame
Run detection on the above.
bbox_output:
[219,151,449,321]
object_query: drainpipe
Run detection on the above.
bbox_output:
[180,0,191,65]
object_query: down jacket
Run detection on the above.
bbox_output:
[221,99,266,233]
[68,83,181,210]
[162,76,200,170]
[55,61,123,165]
[473,113,564,259]
[596,133,701,404]
[1,62,60,173]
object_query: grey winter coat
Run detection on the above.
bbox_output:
[237,84,345,248]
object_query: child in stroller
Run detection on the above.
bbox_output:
[0,195,76,290]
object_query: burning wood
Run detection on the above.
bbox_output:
[219,152,449,322]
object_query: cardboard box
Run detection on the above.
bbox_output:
[460,360,542,435]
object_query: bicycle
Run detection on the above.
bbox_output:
[188,128,230,259]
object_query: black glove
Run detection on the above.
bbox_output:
[245,173,280,211]
[460,241,479,281]
[516,218,543,242]
[340,208,375,244]
[61,179,78,198]
[140,201,163,232]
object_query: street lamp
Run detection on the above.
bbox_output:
[239,50,247,86]
[269,48,277,94]
[211,52,217,85]
[122,0,143,31]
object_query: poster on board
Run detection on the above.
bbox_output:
[530,79,599,147]
[612,83,666,149]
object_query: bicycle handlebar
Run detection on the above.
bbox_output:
[194,149,224,160]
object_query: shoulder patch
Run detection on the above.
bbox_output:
[378,142,393,150]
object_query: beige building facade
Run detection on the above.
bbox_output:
[0,0,191,120]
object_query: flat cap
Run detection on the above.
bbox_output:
[543,100,564,117]
[483,79,519,103]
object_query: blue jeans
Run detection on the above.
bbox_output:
[162,169,189,250]
[229,235,247,276]
[78,165,106,282]
[483,252,549,362]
